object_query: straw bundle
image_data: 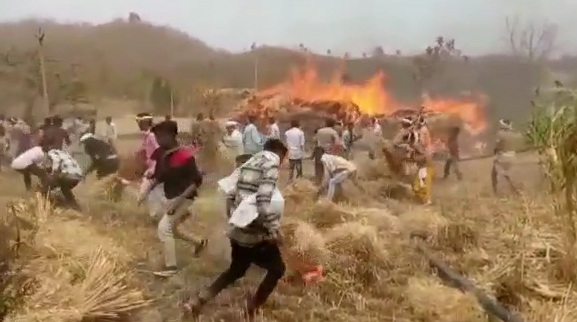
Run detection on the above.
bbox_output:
[398,207,449,239]
[324,222,390,286]
[405,276,486,322]
[297,200,360,229]
[282,178,317,205]
[282,218,331,268]
[117,153,146,182]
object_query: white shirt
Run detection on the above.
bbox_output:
[373,123,383,136]
[11,146,45,170]
[320,153,357,174]
[103,122,118,141]
[284,127,305,160]
[268,123,280,140]
[223,129,244,156]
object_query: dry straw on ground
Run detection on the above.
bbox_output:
[6,195,151,322]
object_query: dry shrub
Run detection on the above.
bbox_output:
[93,175,125,202]
[435,222,479,253]
[398,207,449,239]
[282,178,317,205]
[405,276,486,322]
[324,222,390,286]
[10,196,149,322]
[0,201,38,322]
[192,119,228,174]
[117,153,146,182]
[282,218,331,272]
[296,200,360,229]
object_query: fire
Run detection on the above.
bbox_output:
[256,63,487,134]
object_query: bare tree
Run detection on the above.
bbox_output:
[372,46,385,57]
[505,16,558,61]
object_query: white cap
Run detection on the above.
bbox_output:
[79,132,94,142]
[225,121,238,127]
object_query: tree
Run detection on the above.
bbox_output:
[372,46,385,57]
[505,16,557,61]
[362,52,367,58]
[412,36,462,91]
[326,49,331,56]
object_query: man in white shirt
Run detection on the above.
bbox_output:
[317,152,358,201]
[368,117,383,159]
[267,117,280,140]
[11,145,47,191]
[284,119,305,181]
[222,121,244,166]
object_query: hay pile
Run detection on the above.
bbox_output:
[278,177,577,322]
[7,196,150,322]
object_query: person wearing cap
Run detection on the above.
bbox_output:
[184,139,287,321]
[222,121,244,166]
[79,132,119,179]
[39,135,84,210]
[137,120,207,277]
[492,119,520,195]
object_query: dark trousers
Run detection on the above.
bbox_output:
[443,156,462,180]
[288,159,303,180]
[17,164,46,191]
[206,240,285,310]
[95,158,120,179]
[41,176,81,210]
[313,147,325,185]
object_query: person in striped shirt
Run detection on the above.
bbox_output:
[184,138,288,321]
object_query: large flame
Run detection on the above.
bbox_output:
[256,63,487,135]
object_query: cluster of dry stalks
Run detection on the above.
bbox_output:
[271,174,577,322]
[2,195,151,322]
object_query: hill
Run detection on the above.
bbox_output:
[1,17,577,124]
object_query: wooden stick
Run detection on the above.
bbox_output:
[414,239,527,322]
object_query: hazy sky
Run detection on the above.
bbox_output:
[1,0,576,56]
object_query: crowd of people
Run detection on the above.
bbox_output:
[0,110,522,321]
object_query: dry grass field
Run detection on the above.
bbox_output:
[0,139,573,322]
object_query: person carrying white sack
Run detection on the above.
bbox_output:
[316,151,358,201]
[183,139,288,321]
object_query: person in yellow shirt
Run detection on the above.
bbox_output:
[413,118,434,205]
[316,152,357,201]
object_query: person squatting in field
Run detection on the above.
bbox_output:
[137,120,208,277]
[43,137,83,210]
[184,138,288,321]
[79,132,120,179]
[11,144,48,191]
[316,151,358,201]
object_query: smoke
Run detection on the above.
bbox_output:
[1,0,576,56]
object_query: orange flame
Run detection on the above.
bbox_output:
[256,63,487,135]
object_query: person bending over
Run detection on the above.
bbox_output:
[317,151,358,201]
[79,132,119,179]
[11,145,48,191]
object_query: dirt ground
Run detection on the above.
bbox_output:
[3,140,568,322]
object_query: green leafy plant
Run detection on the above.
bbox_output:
[526,85,577,282]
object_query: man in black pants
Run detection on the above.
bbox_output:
[79,132,119,179]
[184,139,288,321]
